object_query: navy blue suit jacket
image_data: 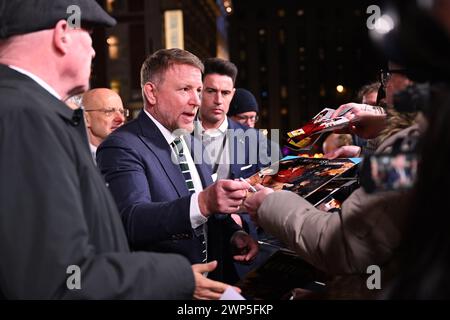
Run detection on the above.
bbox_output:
[193,118,281,278]
[194,118,277,180]
[97,111,240,280]
[194,118,280,235]
[227,118,273,179]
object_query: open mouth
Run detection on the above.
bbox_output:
[181,112,196,121]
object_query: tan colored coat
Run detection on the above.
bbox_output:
[257,125,420,274]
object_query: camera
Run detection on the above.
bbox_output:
[361,132,420,194]
[360,76,425,194]
[361,152,418,193]
[393,82,430,114]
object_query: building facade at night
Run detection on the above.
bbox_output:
[228,0,383,132]
[91,0,383,133]
[92,0,231,116]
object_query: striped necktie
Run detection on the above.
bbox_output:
[171,137,207,263]
[171,137,195,193]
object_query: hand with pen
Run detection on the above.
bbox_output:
[198,179,250,215]
[241,183,274,225]
[331,102,387,139]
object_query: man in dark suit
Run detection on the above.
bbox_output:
[194,58,280,279]
[0,0,232,299]
[97,49,258,282]
[195,58,276,184]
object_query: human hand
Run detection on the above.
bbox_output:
[198,179,249,216]
[348,113,387,139]
[332,103,387,138]
[230,230,259,263]
[243,184,274,223]
[323,145,361,159]
[191,261,241,300]
[332,103,385,119]
[230,214,243,227]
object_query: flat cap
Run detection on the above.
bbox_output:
[228,88,259,116]
[0,0,116,39]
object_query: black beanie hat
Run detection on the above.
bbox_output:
[228,88,259,116]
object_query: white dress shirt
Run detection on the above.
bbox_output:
[9,65,61,100]
[90,143,98,164]
[197,118,231,181]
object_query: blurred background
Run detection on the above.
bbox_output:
[91,0,384,134]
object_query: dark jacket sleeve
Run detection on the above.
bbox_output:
[257,129,282,168]
[0,106,194,299]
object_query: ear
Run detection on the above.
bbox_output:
[143,82,158,106]
[84,112,91,128]
[53,20,71,55]
[230,87,236,100]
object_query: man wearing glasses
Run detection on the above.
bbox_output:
[228,88,259,128]
[83,88,128,161]
[380,64,412,106]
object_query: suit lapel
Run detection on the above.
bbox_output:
[185,135,213,188]
[228,119,247,179]
[137,112,189,196]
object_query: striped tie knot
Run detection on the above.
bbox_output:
[171,137,195,193]
[171,137,184,157]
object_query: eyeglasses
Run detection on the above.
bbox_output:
[380,69,407,87]
[85,107,130,117]
[235,115,259,122]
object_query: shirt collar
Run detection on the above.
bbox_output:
[90,143,98,154]
[9,65,61,100]
[143,109,179,145]
[199,117,228,138]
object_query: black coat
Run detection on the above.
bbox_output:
[0,64,194,299]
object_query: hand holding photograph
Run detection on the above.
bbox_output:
[287,108,350,150]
